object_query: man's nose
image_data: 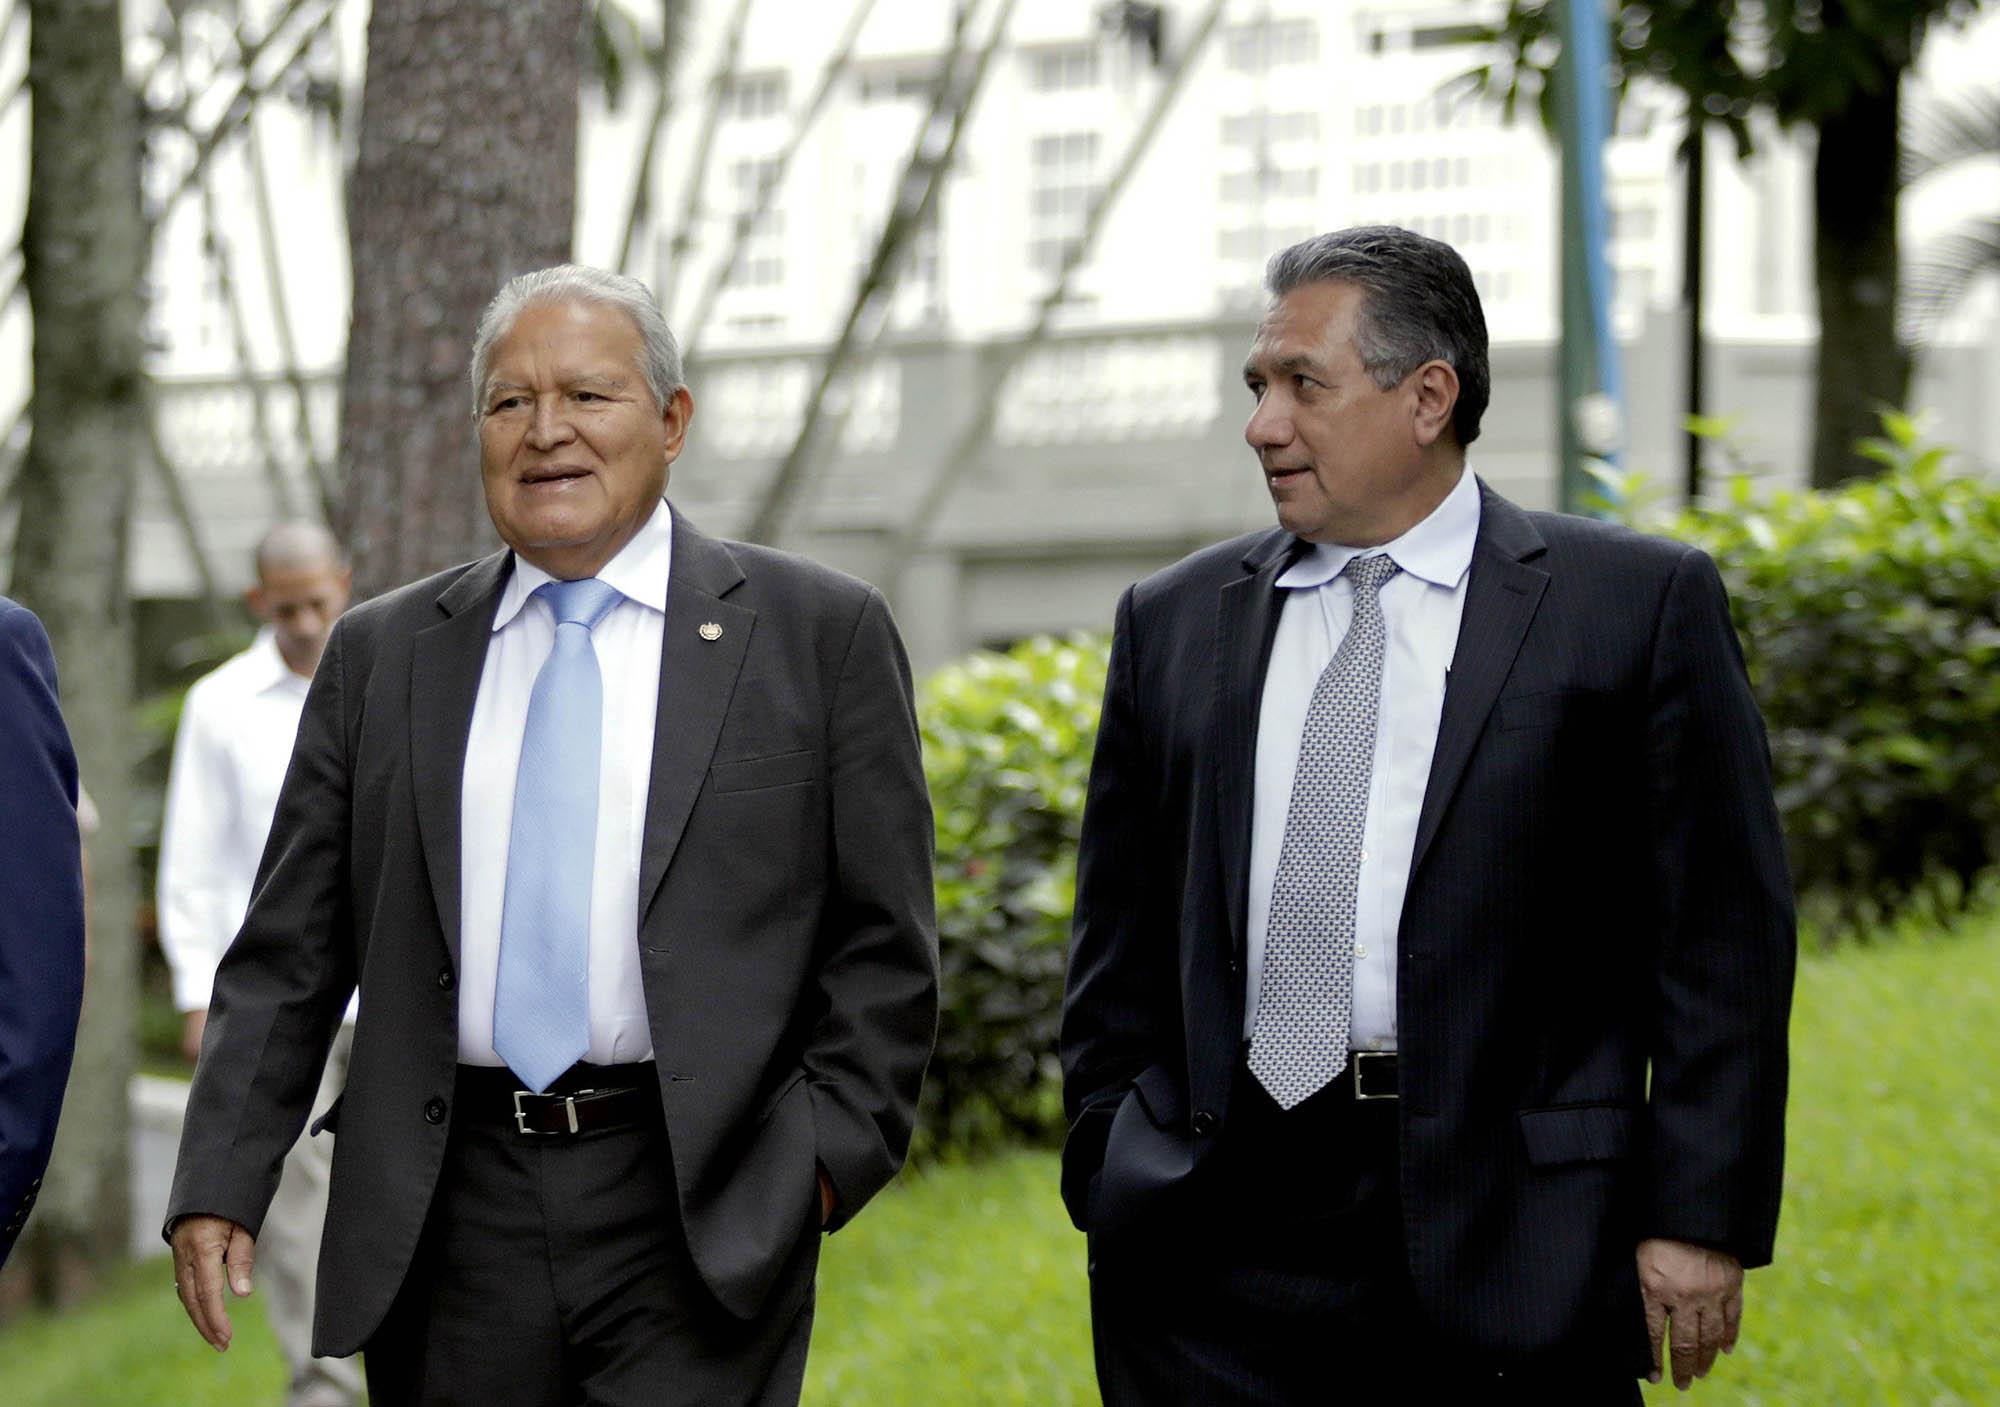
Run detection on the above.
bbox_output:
[1245,395,1291,451]
[526,398,576,449]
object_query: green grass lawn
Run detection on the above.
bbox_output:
[6,916,1997,1405]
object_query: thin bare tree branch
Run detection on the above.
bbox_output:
[611,0,691,274]
[653,0,755,304]
[887,0,1230,569]
[245,113,336,520]
[741,0,1016,546]
[150,0,335,229]
[681,0,880,363]
[143,384,229,628]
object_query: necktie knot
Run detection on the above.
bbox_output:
[537,577,623,632]
[1344,553,1400,596]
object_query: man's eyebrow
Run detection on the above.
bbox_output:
[1242,352,1324,382]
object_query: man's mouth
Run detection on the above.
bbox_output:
[1265,464,1311,484]
[520,466,591,486]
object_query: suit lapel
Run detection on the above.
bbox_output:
[1214,529,1303,960]
[1409,484,1548,879]
[638,513,753,921]
[411,551,512,971]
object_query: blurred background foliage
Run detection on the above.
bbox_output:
[914,633,1104,1159]
[115,417,2000,1148]
[1642,412,2000,934]
[910,414,2000,1157]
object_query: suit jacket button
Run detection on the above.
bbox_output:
[424,1097,447,1125]
[437,967,456,991]
[1191,1110,1217,1136]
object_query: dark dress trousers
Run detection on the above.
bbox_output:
[0,597,87,1268]
[1062,483,1796,1389]
[165,513,938,1386]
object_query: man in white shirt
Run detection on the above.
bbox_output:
[158,522,359,1407]
[1062,226,1795,1403]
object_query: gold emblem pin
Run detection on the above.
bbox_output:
[698,622,723,641]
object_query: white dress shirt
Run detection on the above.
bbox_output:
[1244,467,1481,1048]
[158,629,359,1022]
[456,498,672,1067]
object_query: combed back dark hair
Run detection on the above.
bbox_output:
[1265,225,1491,447]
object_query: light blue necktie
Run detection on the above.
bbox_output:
[493,577,624,1092]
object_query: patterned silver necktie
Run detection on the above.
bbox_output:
[1249,552,1401,1110]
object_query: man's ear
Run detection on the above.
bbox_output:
[661,385,694,466]
[1411,360,1461,448]
[243,584,269,623]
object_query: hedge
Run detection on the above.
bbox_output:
[913,417,2000,1154]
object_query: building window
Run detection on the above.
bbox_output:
[857,66,939,104]
[723,157,785,289]
[1027,44,1099,92]
[1411,22,1487,50]
[1224,17,1319,73]
[1028,131,1101,274]
[1611,205,1657,241]
[724,72,787,121]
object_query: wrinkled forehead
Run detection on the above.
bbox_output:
[486,297,648,380]
[1245,281,1362,374]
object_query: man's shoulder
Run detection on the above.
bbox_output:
[703,533,879,616]
[1513,502,1703,580]
[186,636,282,703]
[336,554,508,647]
[0,595,48,653]
[1129,527,1291,612]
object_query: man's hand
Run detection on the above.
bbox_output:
[170,1213,256,1351]
[816,1167,836,1227]
[180,1008,208,1065]
[1638,1237,1743,1390]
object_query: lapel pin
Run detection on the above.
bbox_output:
[698,622,724,641]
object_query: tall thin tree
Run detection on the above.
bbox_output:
[8,0,148,1302]
[339,1,585,598]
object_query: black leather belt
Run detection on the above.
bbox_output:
[510,1085,652,1136]
[455,1064,659,1138]
[1351,1051,1399,1101]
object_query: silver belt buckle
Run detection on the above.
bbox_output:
[514,1089,593,1135]
[1351,1051,1398,1101]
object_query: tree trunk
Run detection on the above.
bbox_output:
[6,0,147,1304]
[338,1,583,599]
[1811,77,1910,488]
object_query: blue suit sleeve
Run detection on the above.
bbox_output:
[0,598,87,1267]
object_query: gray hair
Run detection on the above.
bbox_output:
[469,264,684,419]
[1264,225,1490,447]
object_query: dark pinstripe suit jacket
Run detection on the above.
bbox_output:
[1061,480,1795,1364]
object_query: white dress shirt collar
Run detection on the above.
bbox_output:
[491,497,674,632]
[244,627,311,694]
[1274,466,1481,593]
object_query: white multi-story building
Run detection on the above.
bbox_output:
[2,0,1994,663]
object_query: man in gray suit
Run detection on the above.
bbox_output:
[166,265,939,1406]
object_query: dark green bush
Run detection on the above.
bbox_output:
[913,634,1104,1158]
[908,420,2000,1159]
[1661,415,2000,933]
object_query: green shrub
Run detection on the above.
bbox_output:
[914,634,1105,1158]
[1659,414,2000,932]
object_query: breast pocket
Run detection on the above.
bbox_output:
[707,749,819,795]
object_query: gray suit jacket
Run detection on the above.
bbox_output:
[166,510,939,1356]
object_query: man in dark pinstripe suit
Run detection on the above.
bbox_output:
[1061,226,1795,1404]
